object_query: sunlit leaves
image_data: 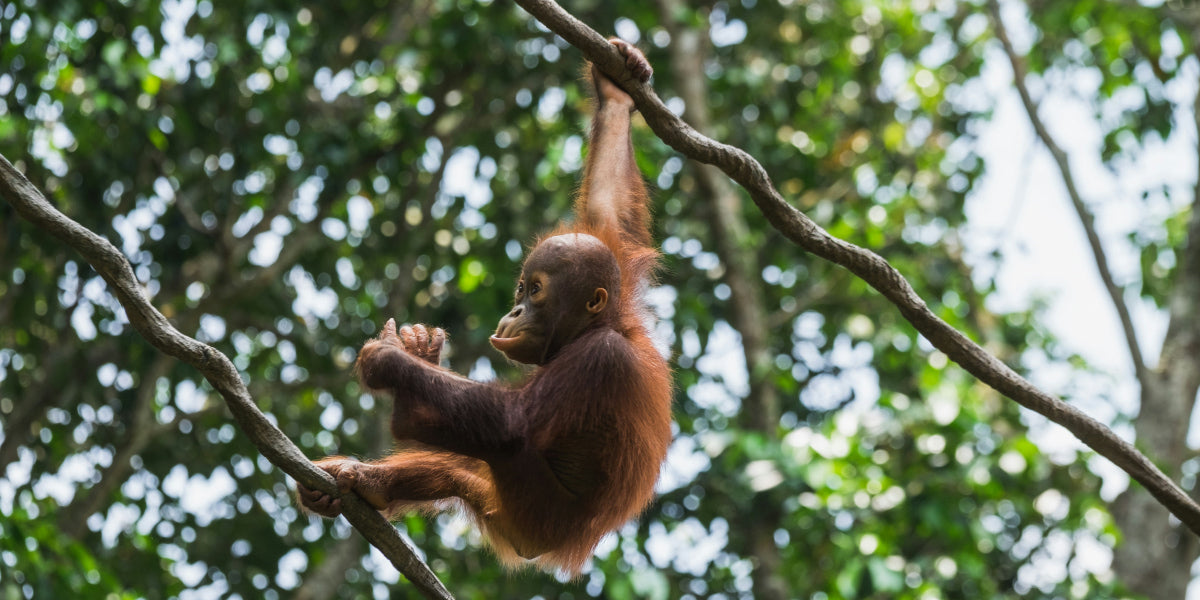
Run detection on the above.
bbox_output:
[0,0,1133,598]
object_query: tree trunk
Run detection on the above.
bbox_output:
[1110,82,1200,599]
[652,5,786,598]
[292,536,368,600]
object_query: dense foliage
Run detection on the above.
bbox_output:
[4,0,1187,598]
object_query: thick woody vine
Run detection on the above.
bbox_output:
[2,4,1199,600]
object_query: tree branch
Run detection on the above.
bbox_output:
[989,0,1148,383]
[510,0,1200,536]
[60,354,174,540]
[0,154,453,600]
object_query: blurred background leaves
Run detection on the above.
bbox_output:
[2,0,1194,598]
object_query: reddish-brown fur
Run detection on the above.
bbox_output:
[296,40,672,576]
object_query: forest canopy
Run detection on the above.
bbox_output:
[2,0,1198,599]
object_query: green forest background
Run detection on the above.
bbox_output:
[3,0,1199,598]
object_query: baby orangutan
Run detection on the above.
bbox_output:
[298,39,671,576]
